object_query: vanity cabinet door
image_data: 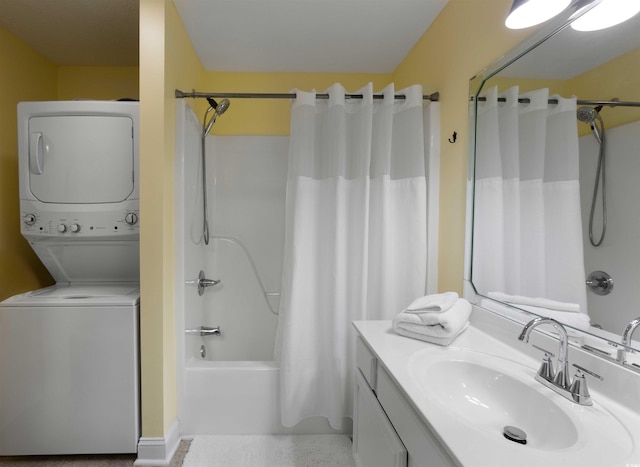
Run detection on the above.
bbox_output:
[377,366,458,467]
[356,336,378,390]
[353,369,408,467]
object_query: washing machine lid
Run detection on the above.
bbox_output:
[0,284,140,307]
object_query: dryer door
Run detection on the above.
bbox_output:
[27,115,134,204]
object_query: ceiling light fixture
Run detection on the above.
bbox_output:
[570,0,640,31]
[505,0,572,29]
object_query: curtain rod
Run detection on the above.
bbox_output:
[471,96,640,108]
[175,89,440,102]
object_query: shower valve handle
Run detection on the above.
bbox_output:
[197,270,221,296]
[185,326,221,337]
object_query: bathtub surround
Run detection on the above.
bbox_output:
[175,101,339,436]
[276,83,438,430]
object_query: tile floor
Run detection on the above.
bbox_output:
[0,440,190,467]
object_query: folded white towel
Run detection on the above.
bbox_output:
[513,304,591,331]
[394,322,470,346]
[392,298,472,346]
[405,292,459,313]
[488,292,580,313]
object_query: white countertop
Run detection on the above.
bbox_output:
[353,320,640,467]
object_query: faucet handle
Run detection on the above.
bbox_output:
[532,344,555,381]
[569,364,603,406]
[572,364,603,382]
[532,344,554,357]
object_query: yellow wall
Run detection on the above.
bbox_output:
[393,0,536,294]
[139,0,206,436]
[567,46,640,133]
[57,66,139,100]
[0,25,57,301]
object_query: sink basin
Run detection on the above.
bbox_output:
[416,357,577,449]
[408,347,633,461]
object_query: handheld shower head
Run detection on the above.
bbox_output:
[577,106,604,144]
[203,98,231,137]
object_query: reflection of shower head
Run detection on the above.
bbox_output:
[577,105,604,144]
[203,98,231,137]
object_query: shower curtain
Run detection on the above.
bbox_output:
[472,86,588,313]
[276,83,431,429]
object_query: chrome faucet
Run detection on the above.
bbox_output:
[616,317,640,363]
[519,317,571,388]
[519,317,602,405]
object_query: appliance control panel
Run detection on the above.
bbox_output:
[20,202,140,240]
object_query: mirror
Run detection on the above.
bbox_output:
[467,3,640,358]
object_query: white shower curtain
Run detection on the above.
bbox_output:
[276,83,431,429]
[473,86,588,314]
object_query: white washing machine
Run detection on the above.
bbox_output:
[0,101,141,455]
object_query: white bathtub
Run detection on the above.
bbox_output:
[180,359,340,435]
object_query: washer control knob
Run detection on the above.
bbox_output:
[58,224,67,233]
[24,214,36,226]
[125,212,138,225]
[70,224,81,233]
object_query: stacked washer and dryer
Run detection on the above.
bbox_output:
[0,101,141,455]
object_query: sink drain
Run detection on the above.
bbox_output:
[503,426,527,445]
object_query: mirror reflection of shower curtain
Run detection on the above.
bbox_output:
[473,86,588,314]
[276,83,431,430]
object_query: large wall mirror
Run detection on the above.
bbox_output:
[467,2,640,361]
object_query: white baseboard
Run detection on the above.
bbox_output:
[134,419,181,466]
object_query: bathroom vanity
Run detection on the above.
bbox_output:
[352,307,640,467]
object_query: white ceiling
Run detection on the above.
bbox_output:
[173,0,449,73]
[500,12,640,80]
[0,0,448,73]
[0,0,139,66]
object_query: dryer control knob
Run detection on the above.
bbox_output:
[125,212,138,225]
[24,214,36,226]
[70,224,81,233]
[58,224,67,233]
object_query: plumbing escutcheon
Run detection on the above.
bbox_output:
[586,270,613,295]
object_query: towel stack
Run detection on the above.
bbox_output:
[392,292,472,346]
[487,292,590,330]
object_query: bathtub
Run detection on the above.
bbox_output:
[180,359,339,435]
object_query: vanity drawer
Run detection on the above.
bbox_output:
[377,366,458,467]
[354,369,407,467]
[356,336,377,390]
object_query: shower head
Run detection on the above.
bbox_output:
[577,106,604,144]
[203,98,231,137]
[214,98,230,116]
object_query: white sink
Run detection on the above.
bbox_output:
[408,348,634,463]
